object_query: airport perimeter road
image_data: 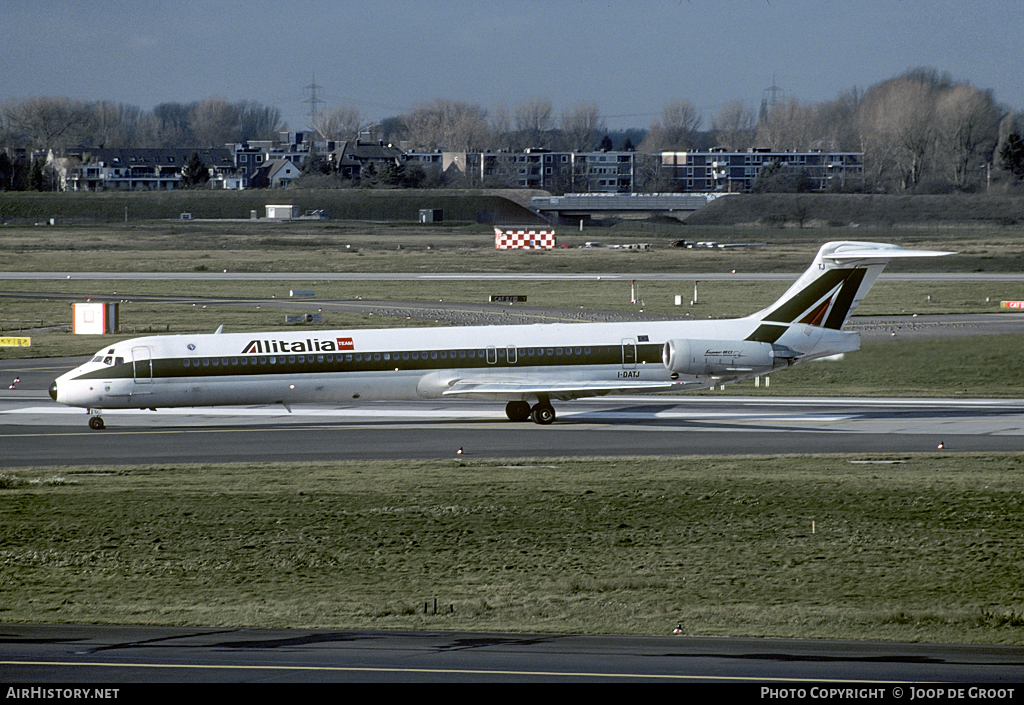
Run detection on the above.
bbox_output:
[2,624,1023,683]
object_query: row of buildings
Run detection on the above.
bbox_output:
[50,131,864,194]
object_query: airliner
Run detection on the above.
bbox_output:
[50,241,950,429]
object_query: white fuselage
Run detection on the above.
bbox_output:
[51,315,858,412]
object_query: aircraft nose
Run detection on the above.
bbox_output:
[49,381,58,402]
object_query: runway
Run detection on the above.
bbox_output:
[3,624,1023,683]
[2,356,1023,467]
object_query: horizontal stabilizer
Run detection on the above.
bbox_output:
[822,243,955,263]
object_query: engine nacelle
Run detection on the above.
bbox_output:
[662,338,783,376]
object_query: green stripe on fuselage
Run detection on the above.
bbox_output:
[69,343,666,381]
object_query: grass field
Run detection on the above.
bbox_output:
[2,455,1023,642]
[1,209,1023,273]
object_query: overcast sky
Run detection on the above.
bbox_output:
[5,0,1021,132]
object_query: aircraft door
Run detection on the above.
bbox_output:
[621,339,637,369]
[132,346,153,384]
[506,346,518,364]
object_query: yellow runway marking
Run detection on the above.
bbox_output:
[0,660,905,683]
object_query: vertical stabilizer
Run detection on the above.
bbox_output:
[749,241,952,330]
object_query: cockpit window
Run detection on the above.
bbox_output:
[92,353,118,366]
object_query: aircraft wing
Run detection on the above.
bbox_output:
[441,376,694,401]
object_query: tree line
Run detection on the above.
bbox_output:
[2,67,1023,193]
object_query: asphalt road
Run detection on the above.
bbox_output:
[3,624,1023,683]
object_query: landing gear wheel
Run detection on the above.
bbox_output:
[89,416,105,430]
[505,400,532,422]
[531,403,556,425]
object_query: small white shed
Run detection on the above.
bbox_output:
[265,204,300,220]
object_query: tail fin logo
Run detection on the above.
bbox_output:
[763,268,866,329]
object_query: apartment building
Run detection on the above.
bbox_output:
[406,148,634,193]
[659,148,863,192]
[60,148,234,191]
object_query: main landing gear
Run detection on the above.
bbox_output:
[88,409,105,430]
[504,400,557,425]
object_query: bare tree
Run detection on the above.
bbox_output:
[153,102,196,147]
[756,95,825,151]
[400,98,490,152]
[711,100,756,150]
[86,101,153,148]
[191,96,240,147]
[935,84,1002,189]
[236,101,284,142]
[855,74,940,190]
[817,87,862,151]
[313,104,363,142]
[513,96,554,148]
[851,68,1002,192]
[489,101,512,150]
[2,97,94,152]
[640,100,702,152]
[560,101,605,152]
